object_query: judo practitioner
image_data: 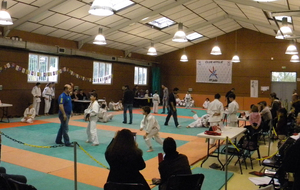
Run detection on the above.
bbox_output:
[31,82,41,116]
[98,104,113,122]
[186,110,210,128]
[85,93,100,146]
[21,103,36,123]
[140,106,163,152]
[42,82,55,116]
[152,90,160,114]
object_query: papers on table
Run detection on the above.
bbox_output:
[248,176,279,186]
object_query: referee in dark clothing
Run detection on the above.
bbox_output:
[164,88,181,128]
[122,85,135,124]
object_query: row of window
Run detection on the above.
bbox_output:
[27,53,148,85]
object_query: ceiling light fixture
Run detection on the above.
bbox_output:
[180,48,188,62]
[0,1,13,25]
[275,30,284,39]
[172,23,187,42]
[280,17,293,37]
[89,0,114,16]
[290,55,300,62]
[211,38,222,55]
[285,41,298,55]
[147,42,157,56]
[232,31,240,63]
[93,28,107,45]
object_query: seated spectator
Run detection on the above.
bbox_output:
[0,167,27,187]
[21,103,35,123]
[186,110,209,128]
[105,129,150,190]
[152,137,192,190]
[98,104,113,123]
[202,98,210,109]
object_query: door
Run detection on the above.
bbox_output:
[271,82,296,110]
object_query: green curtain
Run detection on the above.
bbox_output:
[152,66,161,95]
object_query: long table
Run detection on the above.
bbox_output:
[0,103,13,123]
[197,127,246,190]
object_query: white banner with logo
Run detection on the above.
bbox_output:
[196,60,232,84]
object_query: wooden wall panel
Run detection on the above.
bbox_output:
[0,47,151,117]
[157,28,300,108]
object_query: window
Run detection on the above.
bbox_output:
[93,61,112,84]
[186,32,203,41]
[112,0,135,11]
[147,17,176,29]
[134,66,147,85]
[28,53,58,82]
[271,72,296,82]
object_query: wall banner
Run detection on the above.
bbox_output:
[196,60,232,84]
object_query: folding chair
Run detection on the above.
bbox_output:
[160,173,205,190]
[104,181,148,190]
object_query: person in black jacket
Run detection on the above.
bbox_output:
[122,85,134,124]
[164,88,181,128]
[105,129,150,190]
[152,137,191,190]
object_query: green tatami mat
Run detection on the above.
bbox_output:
[0,123,188,168]
[1,162,103,190]
[76,113,208,136]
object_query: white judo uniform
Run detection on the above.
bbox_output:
[227,100,239,127]
[203,100,210,109]
[31,86,41,116]
[140,114,163,149]
[152,93,160,113]
[42,86,54,114]
[85,101,100,145]
[207,99,224,144]
[188,114,210,128]
[185,93,192,109]
[98,108,113,122]
[21,107,36,123]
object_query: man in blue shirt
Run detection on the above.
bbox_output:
[55,84,73,147]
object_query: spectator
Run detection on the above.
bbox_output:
[152,137,191,190]
[105,129,150,190]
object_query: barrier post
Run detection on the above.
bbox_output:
[74,142,77,190]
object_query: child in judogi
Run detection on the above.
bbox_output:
[186,110,210,128]
[202,98,210,109]
[140,106,163,152]
[98,104,113,122]
[21,103,36,123]
[84,93,100,146]
[152,90,160,114]
[185,91,192,109]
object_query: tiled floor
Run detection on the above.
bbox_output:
[192,135,278,190]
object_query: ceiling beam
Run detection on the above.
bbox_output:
[77,0,193,49]
[4,0,69,37]
[222,0,289,12]
[126,15,229,54]
[228,15,300,36]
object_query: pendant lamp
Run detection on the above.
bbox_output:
[172,23,187,42]
[147,42,157,56]
[89,0,114,16]
[93,28,107,45]
[0,1,13,25]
